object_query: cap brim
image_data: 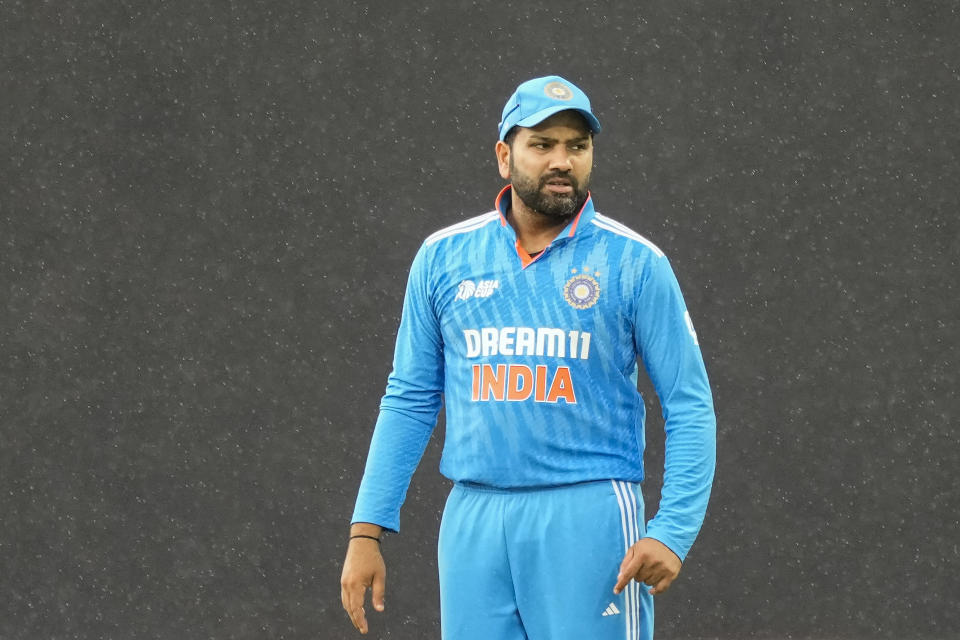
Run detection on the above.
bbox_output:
[512,106,601,136]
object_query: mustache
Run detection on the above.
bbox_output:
[539,171,579,191]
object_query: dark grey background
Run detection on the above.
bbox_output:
[3,1,958,638]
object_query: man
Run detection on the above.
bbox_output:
[341,75,716,640]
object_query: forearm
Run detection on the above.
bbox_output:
[646,397,716,560]
[352,405,439,531]
[632,255,716,559]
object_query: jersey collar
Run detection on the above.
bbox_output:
[494,185,596,268]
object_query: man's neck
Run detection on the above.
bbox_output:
[506,191,576,255]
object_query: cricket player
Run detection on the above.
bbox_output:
[341,75,716,640]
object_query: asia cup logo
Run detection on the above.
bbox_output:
[563,271,601,310]
[456,279,500,301]
[456,280,477,300]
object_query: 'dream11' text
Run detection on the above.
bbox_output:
[463,327,591,360]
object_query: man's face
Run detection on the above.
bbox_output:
[501,111,594,219]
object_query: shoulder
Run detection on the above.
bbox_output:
[589,211,666,259]
[423,211,501,247]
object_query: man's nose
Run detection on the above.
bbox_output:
[547,147,574,171]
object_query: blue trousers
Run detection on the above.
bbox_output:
[438,480,654,640]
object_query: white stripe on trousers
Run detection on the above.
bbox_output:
[611,481,642,640]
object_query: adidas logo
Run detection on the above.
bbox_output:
[601,602,620,617]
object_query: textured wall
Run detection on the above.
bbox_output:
[2,1,958,638]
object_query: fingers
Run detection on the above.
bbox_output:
[613,547,651,594]
[341,541,387,634]
[613,547,638,594]
[614,559,651,594]
[341,583,369,634]
[372,568,386,612]
[615,545,660,594]
[353,607,369,635]
[614,557,667,595]
[648,573,675,596]
[614,539,682,596]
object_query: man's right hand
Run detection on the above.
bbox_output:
[340,523,386,634]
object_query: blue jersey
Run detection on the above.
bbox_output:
[352,186,716,560]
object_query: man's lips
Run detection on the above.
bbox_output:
[544,177,573,194]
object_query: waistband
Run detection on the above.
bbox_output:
[454,479,636,495]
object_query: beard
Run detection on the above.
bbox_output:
[509,158,590,220]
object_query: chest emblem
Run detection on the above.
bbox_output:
[563,271,601,310]
[456,279,500,301]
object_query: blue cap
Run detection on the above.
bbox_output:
[498,75,601,141]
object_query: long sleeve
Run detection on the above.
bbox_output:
[351,244,445,532]
[634,256,716,561]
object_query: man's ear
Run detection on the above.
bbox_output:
[495,140,511,180]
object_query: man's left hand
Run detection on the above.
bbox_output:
[614,537,682,596]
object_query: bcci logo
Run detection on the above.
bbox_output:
[543,81,574,101]
[563,274,601,310]
[456,279,500,301]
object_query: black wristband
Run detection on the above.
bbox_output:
[350,534,381,544]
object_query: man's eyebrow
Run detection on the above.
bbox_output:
[528,134,591,143]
